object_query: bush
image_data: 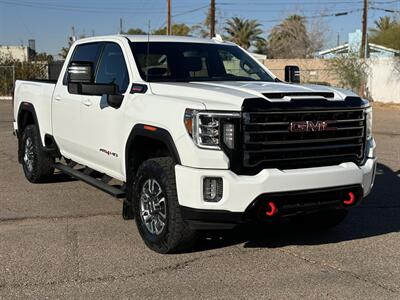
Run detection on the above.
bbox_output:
[327,52,369,95]
[0,56,48,96]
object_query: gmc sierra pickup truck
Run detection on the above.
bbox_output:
[13,35,376,253]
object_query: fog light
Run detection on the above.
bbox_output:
[203,177,223,202]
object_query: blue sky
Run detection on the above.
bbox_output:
[0,0,399,57]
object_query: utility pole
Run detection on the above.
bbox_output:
[119,18,123,34]
[360,0,368,58]
[210,0,216,38]
[167,0,171,35]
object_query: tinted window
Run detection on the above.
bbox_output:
[95,43,129,93]
[130,42,274,82]
[64,42,103,85]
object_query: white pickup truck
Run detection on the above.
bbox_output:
[13,35,376,253]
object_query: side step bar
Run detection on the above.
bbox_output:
[54,163,126,198]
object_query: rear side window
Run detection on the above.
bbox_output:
[63,42,104,85]
[95,43,129,93]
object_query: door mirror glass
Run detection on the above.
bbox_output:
[68,62,93,83]
[284,65,300,83]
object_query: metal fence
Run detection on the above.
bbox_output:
[0,65,15,96]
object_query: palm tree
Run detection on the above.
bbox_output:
[371,16,397,33]
[267,14,312,58]
[224,17,264,49]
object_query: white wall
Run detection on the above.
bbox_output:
[0,46,29,62]
[367,58,400,103]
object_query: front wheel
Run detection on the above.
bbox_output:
[131,157,196,253]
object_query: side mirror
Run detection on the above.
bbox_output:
[284,65,300,84]
[68,62,93,83]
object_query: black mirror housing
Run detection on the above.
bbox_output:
[107,94,124,109]
[284,65,300,84]
[67,82,117,96]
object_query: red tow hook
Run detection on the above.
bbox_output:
[343,192,356,205]
[265,202,277,217]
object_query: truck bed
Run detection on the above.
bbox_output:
[13,80,56,144]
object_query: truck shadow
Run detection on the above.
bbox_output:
[192,163,400,252]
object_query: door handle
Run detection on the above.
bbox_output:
[54,95,61,101]
[82,98,93,107]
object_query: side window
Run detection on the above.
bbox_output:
[63,42,104,85]
[95,43,129,93]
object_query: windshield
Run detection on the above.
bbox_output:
[130,42,274,82]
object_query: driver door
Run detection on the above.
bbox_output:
[79,42,130,178]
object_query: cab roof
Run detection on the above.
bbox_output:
[77,34,233,45]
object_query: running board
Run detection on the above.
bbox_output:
[54,163,126,198]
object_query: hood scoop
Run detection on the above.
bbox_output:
[263,92,335,99]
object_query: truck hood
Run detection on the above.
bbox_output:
[149,81,359,111]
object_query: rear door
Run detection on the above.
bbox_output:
[79,42,130,178]
[52,42,104,160]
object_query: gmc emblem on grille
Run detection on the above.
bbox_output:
[289,121,335,132]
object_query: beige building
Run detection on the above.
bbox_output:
[0,45,36,62]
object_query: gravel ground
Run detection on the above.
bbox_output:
[0,101,399,299]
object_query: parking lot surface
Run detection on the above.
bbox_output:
[0,101,399,299]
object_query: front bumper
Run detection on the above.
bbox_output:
[175,157,377,228]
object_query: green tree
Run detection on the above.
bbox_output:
[327,52,370,96]
[34,52,54,62]
[0,56,48,95]
[152,23,191,36]
[370,16,397,34]
[224,17,264,49]
[369,17,400,51]
[125,28,147,35]
[253,39,269,55]
[267,14,317,58]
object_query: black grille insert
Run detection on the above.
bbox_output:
[241,109,366,172]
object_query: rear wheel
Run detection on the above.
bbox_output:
[21,125,54,183]
[292,209,348,229]
[131,157,196,253]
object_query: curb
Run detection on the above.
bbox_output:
[0,96,12,101]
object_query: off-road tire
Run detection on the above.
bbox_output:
[131,157,196,253]
[21,125,54,183]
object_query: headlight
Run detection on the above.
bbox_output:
[365,107,373,140]
[184,109,240,150]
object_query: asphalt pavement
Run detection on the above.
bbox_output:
[0,100,399,299]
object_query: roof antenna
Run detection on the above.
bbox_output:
[145,20,151,82]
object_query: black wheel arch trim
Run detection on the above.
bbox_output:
[125,123,181,171]
[17,102,41,138]
[17,102,41,163]
[17,102,61,162]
